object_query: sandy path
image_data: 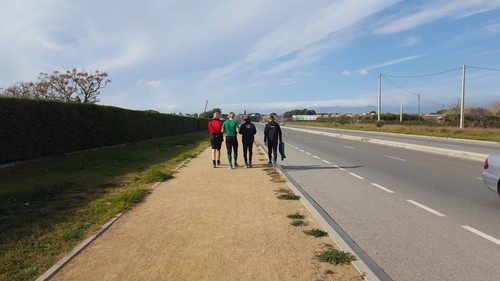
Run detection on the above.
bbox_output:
[52,141,362,281]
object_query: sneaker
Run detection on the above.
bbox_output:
[212,160,216,168]
[268,161,272,167]
[217,160,221,166]
[228,165,233,170]
[244,164,249,168]
[272,161,276,167]
[234,163,239,168]
[249,162,253,168]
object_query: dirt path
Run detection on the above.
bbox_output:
[52,141,362,281]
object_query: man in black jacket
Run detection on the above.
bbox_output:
[239,114,257,168]
[264,114,282,167]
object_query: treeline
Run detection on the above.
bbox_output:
[316,111,500,128]
[0,98,209,165]
[283,109,316,119]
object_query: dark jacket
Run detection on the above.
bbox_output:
[264,121,282,142]
[239,121,257,143]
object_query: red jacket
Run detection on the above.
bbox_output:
[208,119,223,134]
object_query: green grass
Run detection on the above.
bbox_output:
[276,188,300,200]
[277,194,301,200]
[303,229,328,237]
[317,249,357,265]
[295,122,500,142]
[0,132,208,281]
[290,220,307,227]
[287,212,305,220]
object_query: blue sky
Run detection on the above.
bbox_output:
[1,0,500,114]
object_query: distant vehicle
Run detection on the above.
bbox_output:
[481,155,500,198]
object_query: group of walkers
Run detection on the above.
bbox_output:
[207,112,282,169]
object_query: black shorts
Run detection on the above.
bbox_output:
[225,136,238,153]
[210,133,223,150]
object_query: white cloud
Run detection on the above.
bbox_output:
[375,1,500,34]
[342,70,352,76]
[359,69,370,75]
[358,54,425,72]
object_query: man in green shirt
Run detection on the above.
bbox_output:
[222,112,240,169]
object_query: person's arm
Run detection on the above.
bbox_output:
[278,124,283,142]
[252,124,257,135]
[221,121,226,134]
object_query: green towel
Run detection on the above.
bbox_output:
[279,141,286,161]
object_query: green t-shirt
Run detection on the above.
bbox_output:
[222,119,239,137]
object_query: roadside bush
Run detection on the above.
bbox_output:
[0,98,209,164]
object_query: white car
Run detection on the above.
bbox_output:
[481,155,500,198]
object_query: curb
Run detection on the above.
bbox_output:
[35,213,124,281]
[255,142,391,281]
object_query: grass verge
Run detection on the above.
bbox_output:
[296,122,500,142]
[0,132,208,281]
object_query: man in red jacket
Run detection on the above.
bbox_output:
[208,112,223,168]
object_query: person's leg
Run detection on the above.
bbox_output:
[242,143,249,166]
[212,149,216,167]
[272,141,278,165]
[216,148,221,165]
[267,142,272,165]
[248,142,253,167]
[226,138,233,168]
[233,139,239,167]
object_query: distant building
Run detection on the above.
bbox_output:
[292,115,317,121]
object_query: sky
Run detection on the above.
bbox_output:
[1,0,500,115]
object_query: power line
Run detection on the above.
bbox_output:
[383,67,462,78]
[468,66,500,72]
[381,75,418,96]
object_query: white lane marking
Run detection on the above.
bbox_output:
[385,155,407,161]
[295,147,299,149]
[322,160,331,164]
[461,226,500,246]
[321,140,328,143]
[371,183,395,194]
[407,200,446,217]
[306,152,312,155]
[313,155,321,159]
[300,149,304,152]
[344,146,355,149]
[477,177,483,181]
[349,172,364,180]
[334,165,346,171]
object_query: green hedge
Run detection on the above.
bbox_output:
[0,98,209,164]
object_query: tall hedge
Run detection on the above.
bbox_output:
[0,98,209,164]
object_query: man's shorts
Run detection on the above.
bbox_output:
[210,133,223,150]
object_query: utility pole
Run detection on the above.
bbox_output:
[460,65,466,129]
[204,100,208,113]
[378,74,381,123]
[400,104,403,123]
[417,94,421,117]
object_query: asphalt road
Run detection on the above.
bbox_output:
[255,124,500,281]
